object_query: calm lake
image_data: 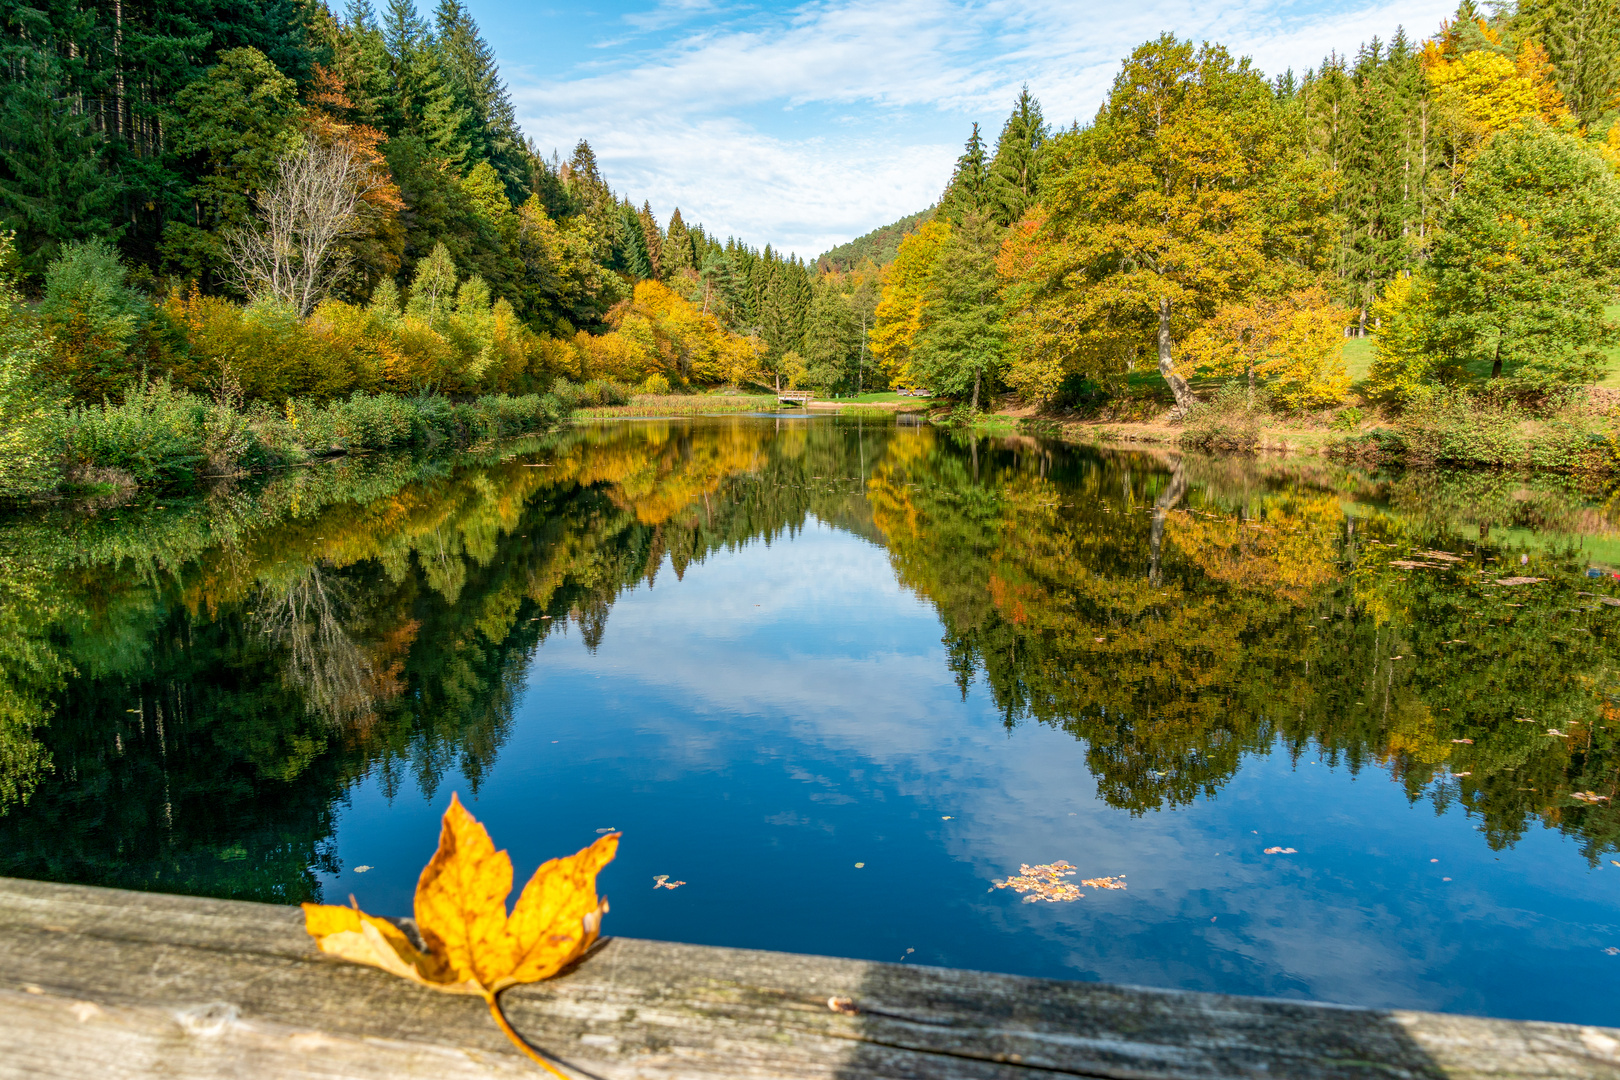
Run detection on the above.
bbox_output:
[3,415,1618,1025]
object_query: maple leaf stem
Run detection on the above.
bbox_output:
[486,991,573,1080]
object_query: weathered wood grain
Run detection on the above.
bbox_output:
[0,876,1614,1080]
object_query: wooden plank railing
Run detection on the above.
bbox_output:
[0,876,1616,1079]
[777,390,814,406]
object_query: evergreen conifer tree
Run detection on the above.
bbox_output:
[1516,0,1620,127]
[664,208,694,277]
[940,123,992,222]
[383,0,471,166]
[912,212,1005,408]
[989,87,1048,226]
[638,201,663,279]
[0,46,122,275]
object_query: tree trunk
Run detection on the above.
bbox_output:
[1491,338,1502,379]
[970,367,981,412]
[1149,460,1188,588]
[1157,296,1195,410]
[1358,305,1368,337]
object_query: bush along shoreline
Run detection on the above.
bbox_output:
[44,378,632,496]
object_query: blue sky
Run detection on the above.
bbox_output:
[459,0,1457,258]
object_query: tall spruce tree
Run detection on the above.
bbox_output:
[939,122,992,222]
[0,43,122,275]
[664,208,694,277]
[1516,0,1620,127]
[383,0,471,166]
[989,86,1048,226]
[637,201,663,279]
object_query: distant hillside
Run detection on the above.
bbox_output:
[816,208,934,271]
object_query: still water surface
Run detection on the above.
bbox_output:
[3,416,1619,1024]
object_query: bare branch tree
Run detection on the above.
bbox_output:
[225,139,378,317]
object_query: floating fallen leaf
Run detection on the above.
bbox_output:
[1443,877,1452,882]
[1418,550,1464,563]
[302,793,617,1077]
[353,865,373,873]
[1572,791,1611,803]
[595,827,616,833]
[1453,772,1471,777]
[1606,947,1620,956]
[1263,847,1297,855]
[991,862,1117,902]
[995,862,1080,902]
[941,815,953,820]
[854,862,865,868]
[1451,738,1473,744]
[652,875,686,890]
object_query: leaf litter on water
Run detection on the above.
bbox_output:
[991,861,1126,902]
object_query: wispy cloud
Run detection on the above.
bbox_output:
[506,0,1456,257]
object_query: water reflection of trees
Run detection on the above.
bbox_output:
[871,436,1620,863]
[0,419,1617,906]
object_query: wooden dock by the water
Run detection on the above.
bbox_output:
[0,876,1615,1079]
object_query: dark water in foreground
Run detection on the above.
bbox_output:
[2,417,1619,1024]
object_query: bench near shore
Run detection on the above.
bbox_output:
[0,876,1615,1079]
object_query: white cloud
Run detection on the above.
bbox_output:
[507,0,1458,256]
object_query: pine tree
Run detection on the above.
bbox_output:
[988,86,1048,226]
[0,45,122,275]
[383,0,471,166]
[433,0,528,196]
[939,123,992,222]
[638,201,663,279]
[664,208,694,277]
[1516,0,1620,127]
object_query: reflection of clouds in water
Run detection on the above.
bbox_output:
[519,519,1607,1013]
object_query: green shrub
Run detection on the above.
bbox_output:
[1179,384,1263,451]
[64,381,208,486]
[1395,386,1524,467]
[550,377,629,409]
[39,238,153,402]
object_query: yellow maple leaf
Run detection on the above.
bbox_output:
[302,793,619,1076]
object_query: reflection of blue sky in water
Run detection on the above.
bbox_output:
[320,520,1620,1025]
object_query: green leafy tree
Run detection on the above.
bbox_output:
[1425,122,1620,389]
[911,212,1005,409]
[406,241,459,322]
[162,48,302,287]
[1012,35,1334,408]
[0,234,62,498]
